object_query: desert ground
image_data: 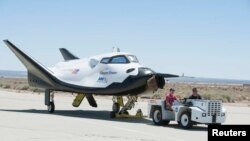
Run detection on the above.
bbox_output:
[0,90,250,141]
[0,77,250,141]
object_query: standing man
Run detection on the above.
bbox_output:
[189,88,202,99]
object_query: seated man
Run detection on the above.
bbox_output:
[189,88,202,99]
[165,88,177,110]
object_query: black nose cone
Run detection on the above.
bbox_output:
[155,74,165,89]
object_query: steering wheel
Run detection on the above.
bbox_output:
[179,98,187,104]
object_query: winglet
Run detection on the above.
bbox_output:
[3,40,57,88]
[59,48,79,61]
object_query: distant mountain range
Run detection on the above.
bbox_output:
[166,77,250,85]
[0,70,27,78]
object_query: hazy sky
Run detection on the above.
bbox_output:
[0,0,250,80]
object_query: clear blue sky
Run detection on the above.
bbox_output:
[0,0,250,80]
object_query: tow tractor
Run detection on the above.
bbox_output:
[148,99,226,129]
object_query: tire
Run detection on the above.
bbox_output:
[163,120,170,125]
[209,123,221,126]
[180,111,193,129]
[48,102,55,113]
[112,103,120,113]
[152,108,164,125]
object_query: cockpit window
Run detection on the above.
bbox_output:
[110,56,129,63]
[101,55,130,64]
[127,55,139,63]
[100,57,110,64]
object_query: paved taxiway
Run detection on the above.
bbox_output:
[0,90,250,141]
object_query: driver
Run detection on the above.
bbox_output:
[189,88,202,99]
[165,88,177,110]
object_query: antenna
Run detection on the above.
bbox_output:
[112,47,120,52]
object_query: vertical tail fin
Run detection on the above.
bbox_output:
[59,48,79,61]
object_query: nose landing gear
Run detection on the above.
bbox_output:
[110,96,143,118]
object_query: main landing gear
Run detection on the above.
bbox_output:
[110,96,143,118]
[45,89,55,113]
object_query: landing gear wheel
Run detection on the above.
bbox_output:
[110,111,116,118]
[112,103,120,113]
[152,108,164,125]
[180,111,193,129]
[120,110,129,115]
[48,102,55,113]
